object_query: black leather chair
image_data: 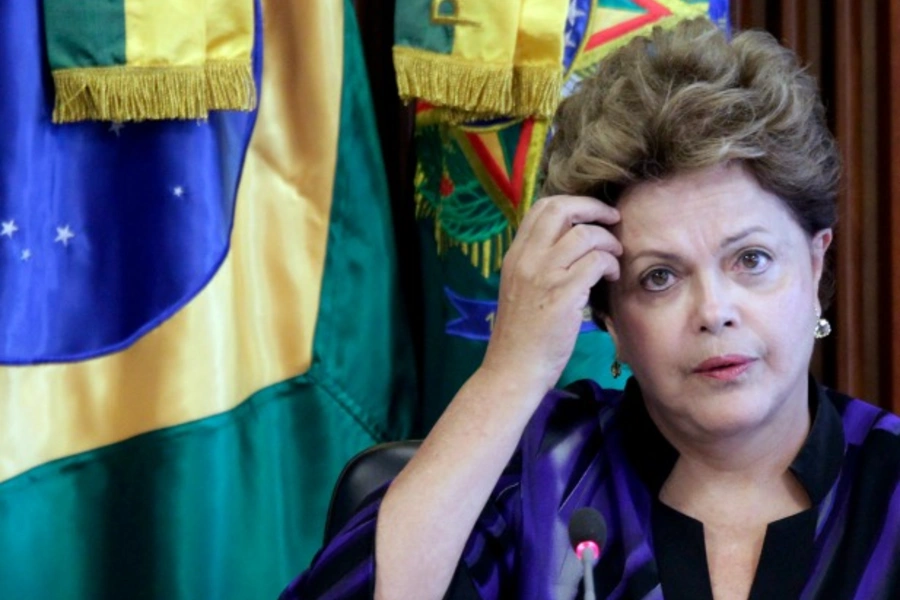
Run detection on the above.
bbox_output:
[323,439,421,543]
[319,439,482,599]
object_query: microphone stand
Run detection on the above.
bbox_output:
[581,544,596,600]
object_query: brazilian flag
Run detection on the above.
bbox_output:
[0,1,414,598]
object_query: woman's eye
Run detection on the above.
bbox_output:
[640,268,676,291]
[738,250,771,272]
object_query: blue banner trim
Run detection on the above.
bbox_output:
[444,287,598,342]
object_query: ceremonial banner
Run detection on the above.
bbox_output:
[0,0,414,597]
[394,0,570,121]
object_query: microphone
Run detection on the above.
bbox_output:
[568,507,608,600]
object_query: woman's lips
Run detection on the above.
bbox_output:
[693,355,757,381]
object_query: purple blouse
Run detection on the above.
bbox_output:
[283,377,900,599]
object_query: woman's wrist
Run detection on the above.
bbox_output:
[469,362,556,414]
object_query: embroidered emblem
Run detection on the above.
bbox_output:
[431,0,474,26]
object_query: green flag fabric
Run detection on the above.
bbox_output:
[0,1,414,598]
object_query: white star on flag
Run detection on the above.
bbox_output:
[567,5,585,27]
[1,220,18,238]
[109,122,125,137]
[21,249,31,261]
[173,186,185,198]
[55,225,75,246]
[565,30,577,49]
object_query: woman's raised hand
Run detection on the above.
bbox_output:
[481,195,622,394]
[374,195,622,600]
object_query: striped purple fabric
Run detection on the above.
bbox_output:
[283,378,900,599]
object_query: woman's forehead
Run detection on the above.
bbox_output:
[614,165,804,254]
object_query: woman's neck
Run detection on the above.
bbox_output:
[650,386,813,522]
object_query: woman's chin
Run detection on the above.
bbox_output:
[679,396,782,441]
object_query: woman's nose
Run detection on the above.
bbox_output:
[692,275,739,334]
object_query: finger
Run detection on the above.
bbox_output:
[550,223,623,269]
[526,195,620,235]
[524,196,620,248]
[565,249,621,289]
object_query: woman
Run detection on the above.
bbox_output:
[284,18,900,600]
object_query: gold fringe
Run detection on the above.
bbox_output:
[52,61,256,124]
[440,229,513,279]
[425,107,491,125]
[394,47,514,118]
[414,165,522,277]
[53,66,204,123]
[206,60,258,112]
[413,167,437,220]
[512,64,562,119]
[394,47,563,122]
[415,196,435,220]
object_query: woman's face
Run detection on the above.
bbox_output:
[606,163,831,441]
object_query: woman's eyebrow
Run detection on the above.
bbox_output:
[720,225,768,249]
[625,226,770,268]
[625,249,683,268]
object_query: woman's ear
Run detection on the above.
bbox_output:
[811,228,832,310]
[603,315,625,363]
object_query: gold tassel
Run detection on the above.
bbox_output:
[512,64,562,119]
[52,62,256,124]
[393,47,515,119]
[435,226,514,279]
[53,66,204,123]
[418,203,520,278]
[434,217,448,254]
[394,47,563,122]
[415,197,436,219]
[206,60,257,112]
